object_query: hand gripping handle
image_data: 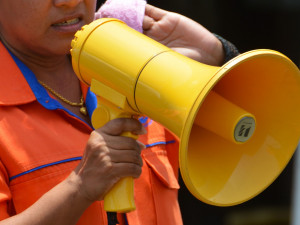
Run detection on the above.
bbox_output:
[92,103,138,213]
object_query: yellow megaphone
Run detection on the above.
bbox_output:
[70,18,300,212]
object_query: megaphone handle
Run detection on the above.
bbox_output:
[104,125,137,212]
[104,177,135,212]
[91,105,137,212]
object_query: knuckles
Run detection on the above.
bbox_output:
[128,164,143,178]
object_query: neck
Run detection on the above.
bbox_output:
[1,39,91,125]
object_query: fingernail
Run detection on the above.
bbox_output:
[137,140,146,150]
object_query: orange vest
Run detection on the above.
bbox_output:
[0,42,183,225]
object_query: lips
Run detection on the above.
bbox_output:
[53,18,80,26]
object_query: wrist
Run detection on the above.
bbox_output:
[213,34,240,64]
[65,171,95,206]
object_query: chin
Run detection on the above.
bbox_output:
[55,40,73,55]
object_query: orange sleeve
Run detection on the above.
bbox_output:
[0,160,13,220]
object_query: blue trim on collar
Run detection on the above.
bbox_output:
[7,52,153,130]
[139,116,153,127]
[9,53,97,125]
[85,87,97,119]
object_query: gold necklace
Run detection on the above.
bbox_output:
[38,80,87,116]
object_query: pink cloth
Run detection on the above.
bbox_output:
[95,0,146,33]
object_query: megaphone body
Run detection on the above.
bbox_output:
[71,18,300,212]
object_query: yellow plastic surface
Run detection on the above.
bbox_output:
[71,18,300,209]
[136,48,300,205]
[194,91,256,144]
[71,18,170,111]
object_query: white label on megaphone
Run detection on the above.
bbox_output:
[234,117,256,143]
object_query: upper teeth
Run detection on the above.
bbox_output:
[55,18,79,26]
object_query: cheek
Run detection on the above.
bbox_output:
[90,0,98,10]
[1,7,42,35]
[86,0,97,19]
[5,18,41,42]
[8,1,47,28]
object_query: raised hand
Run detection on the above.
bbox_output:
[143,4,225,66]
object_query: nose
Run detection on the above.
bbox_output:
[54,0,83,8]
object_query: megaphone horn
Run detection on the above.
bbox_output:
[70,18,300,211]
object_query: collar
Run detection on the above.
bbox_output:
[0,41,97,121]
[0,41,149,127]
[0,41,36,105]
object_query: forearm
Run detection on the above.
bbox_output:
[0,172,92,225]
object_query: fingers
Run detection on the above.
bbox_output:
[74,117,147,201]
[84,130,145,172]
[87,123,145,166]
[86,117,146,177]
[110,147,143,165]
[143,4,179,40]
[143,4,166,31]
[110,162,142,179]
[144,4,167,21]
[143,15,155,31]
[101,135,145,151]
[99,117,147,137]
[89,117,146,154]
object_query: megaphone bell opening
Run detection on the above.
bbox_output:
[194,91,256,144]
[179,50,300,206]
